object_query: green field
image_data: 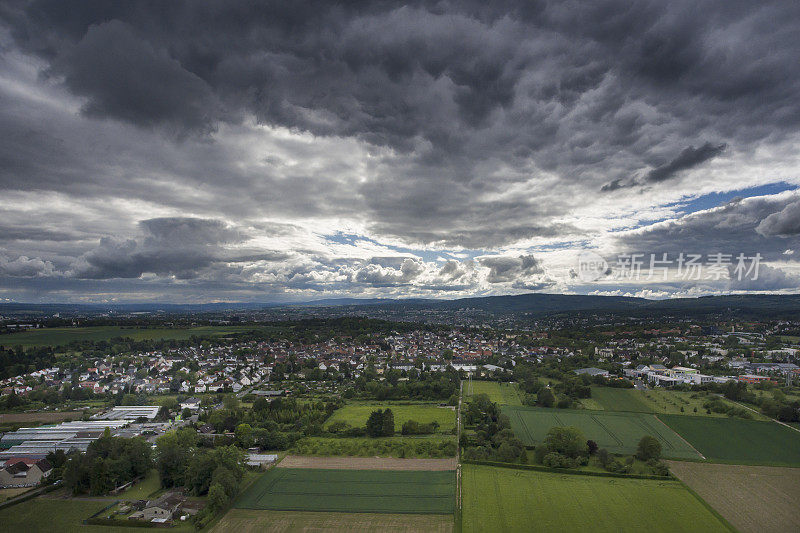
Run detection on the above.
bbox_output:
[464,381,522,405]
[502,406,701,459]
[292,436,456,458]
[462,465,731,533]
[0,498,194,533]
[116,469,161,499]
[588,387,653,412]
[660,415,800,465]
[0,325,285,348]
[325,402,456,432]
[235,468,455,514]
[212,509,454,533]
[586,387,765,419]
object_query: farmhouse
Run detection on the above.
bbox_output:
[0,457,52,487]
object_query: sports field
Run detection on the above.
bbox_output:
[212,509,454,533]
[502,406,701,459]
[660,415,800,465]
[235,467,455,514]
[461,465,731,533]
[0,325,285,347]
[325,402,456,432]
[464,381,522,405]
[668,461,800,533]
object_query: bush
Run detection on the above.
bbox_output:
[542,452,579,468]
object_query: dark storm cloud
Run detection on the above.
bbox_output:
[616,194,800,261]
[644,143,727,183]
[756,200,800,237]
[71,217,285,279]
[1,1,800,300]
[480,254,543,284]
[601,142,727,191]
[51,20,223,135]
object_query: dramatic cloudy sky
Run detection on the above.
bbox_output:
[0,1,799,303]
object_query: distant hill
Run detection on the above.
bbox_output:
[3,293,800,318]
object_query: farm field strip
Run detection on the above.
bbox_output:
[464,381,522,405]
[502,406,701,459]
[235,467,455,514]
[660,415,800,465]
[667,461,800,533]
[211,509,454,533]
[462,464,731,533]
[278,455,457,470]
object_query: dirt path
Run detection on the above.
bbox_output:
[277,455,457,470]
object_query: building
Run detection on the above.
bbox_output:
[573,367,609,377]
[92,406,161,421]
[0,457,52,487]
[737,374,774,384]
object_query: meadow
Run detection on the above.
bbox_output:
[461,464,732,533]
[324,402,456,432]
[668,461,800,533]
[463,381,522,405]
[585,387,760,418]
[502,405,701,459]
[235,467,455,514]
[212,509,453,533]
[660,415,800,465]
[0,325,284,347]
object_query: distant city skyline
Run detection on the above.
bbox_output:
[1,2,799,303]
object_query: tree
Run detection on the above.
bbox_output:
[586,440,598,455]
[537,388,555,408]
[155,431,190,488]
[206,482,229,513]
[235,423,254,448]
[543,426,585,458]
[366,409,385,437]
[381,409,395,437]
[636,435,662,461]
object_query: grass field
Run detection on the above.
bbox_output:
[462,465,731,533]
[0,498,194,533]
[464,381,522,405]
[235,467,454,514]
[660,415,800,465]
[0,325,285,347]
[502,406,701,459]
[588,387,653,412]
[212,509,454,533]
[0,411,83,423]
[116,468,161,499]
[325,402,456,432]
[668,461,800,533]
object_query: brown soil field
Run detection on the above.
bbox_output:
[668,461,800,533]
[0,411,82,423]
[277,455,457,471]
[212,509,453,533]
